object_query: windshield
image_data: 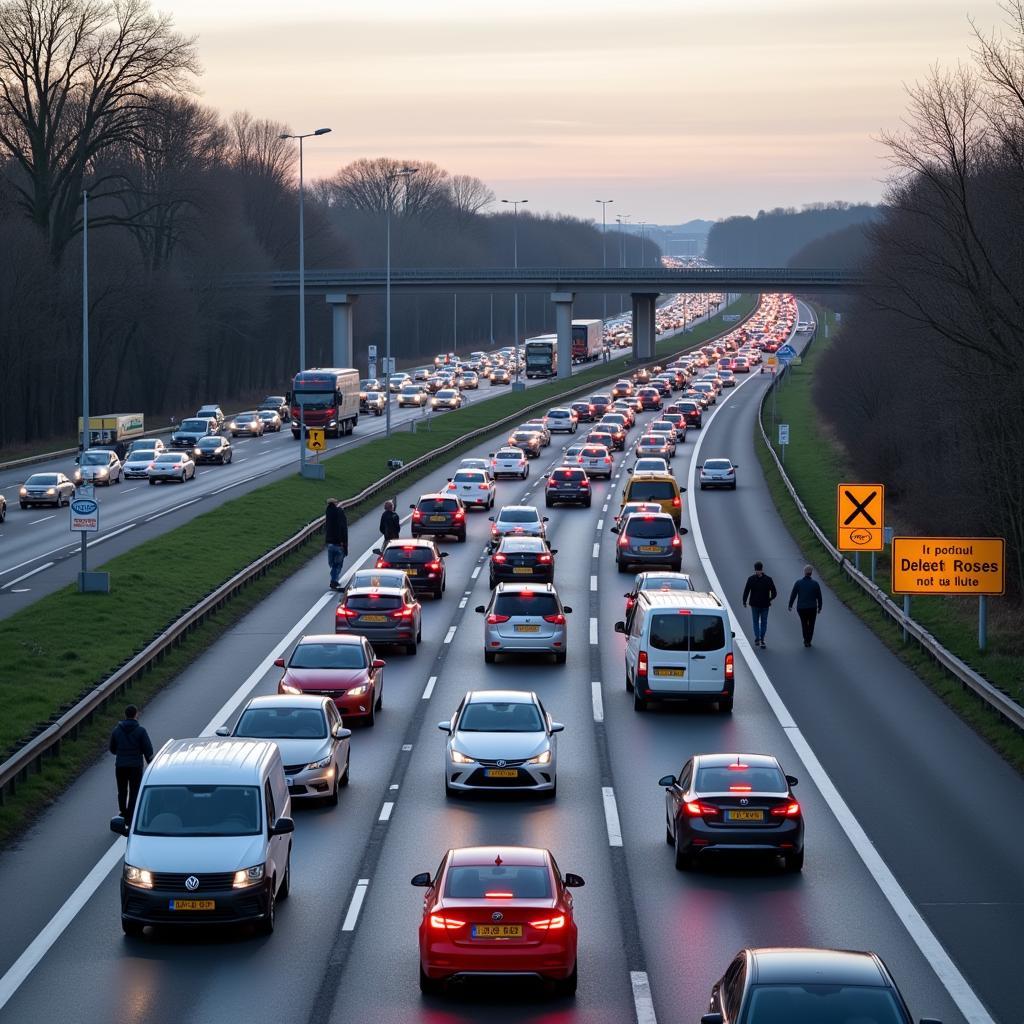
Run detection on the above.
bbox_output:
[498,509,539,524]
[235,707,327,740]
[445,863,552,899]
[197,438,221,449]
[459,701,544,732]
[235,413,256,422]
[81,452,108,464]
[401,386,421,395]
[289,642,366,669]
[295,393,334,410]
[179,419,209,431]
[134,785,261,837]
[741,984,906,1024]
[26,474,58,485]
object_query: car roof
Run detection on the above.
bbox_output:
[349,569,407,584]
[465,689,537,705]
[628,470,676,481]
[386,538,438,549]
[298,632,363,645]
[243,694,329,711]
[449,846,549,867]
[637,590,724,611]
[147,737,279,783]
[494,581,557,594]
[747,948,887,987]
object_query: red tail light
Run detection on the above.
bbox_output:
[671,535,681,548]
[531,914,566,930]
[390,606,416,619]
[538,553,552,564]
[771,801,802,817]
[637,650,648,680]
[604,456,612,464]
[375,559,391,568]
[486,613,511,624]
[454,509,466,521]
[725,652,734,682]
[412,509,423,521]
[580,479,589,487]
[427,561,442,572]
[543,613,565,625]
[684,800,720,817]
[491,526,499,535]
[430,914,465,930]
[336,606,358,619]
[672,495,681,508]
[492,553,507,563]
[618,536,628,547]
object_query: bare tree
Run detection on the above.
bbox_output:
[449,173,494,216]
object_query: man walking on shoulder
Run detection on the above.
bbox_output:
[789,564,823,647]
[325,498,349,590]
[741,561,777,649]
[109,705,153,823]
[379,500,401,543]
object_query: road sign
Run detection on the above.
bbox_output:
[382,357,396,376]
[722,314,740,322]
[367,344,377,361]
[70,498,99,533]
[764,354,779,368]
[891,537,1005,595]
[76,483,95,499]
[306,428,326,452]
[836,483,885,552]
[778,424,789,445]
[777,344,797,361]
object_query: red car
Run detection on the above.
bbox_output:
[413,846,585,996]
[635,387,662,411]
[276,633,385,726]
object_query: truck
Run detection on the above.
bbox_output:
[76,414,145,459]
[290,368,360,439]
[571,319,603,364]
[524,335,558,378]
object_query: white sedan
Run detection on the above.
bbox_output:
[575,444,614,479]
[445,469,496,510]
[489,447,529,479]
[699,458,738,490]
[148,451,196,484]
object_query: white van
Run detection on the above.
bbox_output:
[615,591,735,713]
[111,736,294,937]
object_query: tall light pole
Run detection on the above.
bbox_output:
[595,199,613,324]
[501,198,528,390]
[616,214,630,314]
[280,127,331,477]
[385,165,418,437]
[638,221,647,268]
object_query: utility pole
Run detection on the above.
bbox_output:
[595,199,613,324]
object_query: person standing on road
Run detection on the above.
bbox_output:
[741,561,777,649]
[109,705,153,823]
[379,499,401,543]
[325,498,348,590]
[789,565,823,647]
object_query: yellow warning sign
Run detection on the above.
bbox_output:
[836,483,884,552]
[892,537,1005,595]
[306,428,326,452]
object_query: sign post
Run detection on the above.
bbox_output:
[777,423,789,465]
[303,427,327,480]
[368,344,378,381]
[836,483,885,553]
[70,497,108,592]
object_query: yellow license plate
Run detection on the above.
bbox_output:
[485,769,519,778]
[515,624,540,632]
[430,515,446,522]
[727,810,764,822]
[472,924,523,938]
[654,667,684,677]
[640,545,662,552]
[362,614,387,622]
[513,567,533,574]
[170,899,215,911]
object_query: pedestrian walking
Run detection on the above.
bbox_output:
[741,560,777,649]
[379,499,401,543]
[788,565,823,647]
[109,705,153,823]
[325,498,349,590]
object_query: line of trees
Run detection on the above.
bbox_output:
[813,2,1024,597]
[0,0,658,449]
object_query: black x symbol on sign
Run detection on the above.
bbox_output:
[843,490,878,526]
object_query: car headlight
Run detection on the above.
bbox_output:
[194,448,202,457]
[228,422,237,429]
[123,864,154,889]
[19,487,27,496]
[98,468,108,476]
[526,749,552,765]
[232,864,265,889]
[306,754,333,771]
[449,749,475,764]
[46,487,56,495]
[347,684,370,697]
[280,681,302,695]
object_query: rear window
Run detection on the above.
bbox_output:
[385,545,435,563]
[453,472,485,483]
[705,460,732,470]
[418,499,458,512]
[580,447,606,458]
[625,518,675,539]
[696,764,786,793]
[346,594,402,610]
[552,469,586,481]
[494,592,559,616]
[155,453,184,463]
[640,577,693,593]
[500,537,546,553]
[547,410,569,418]
[496,449,522,459]
[649,613,726,652]
[444,864,551,899]
[628,480,677,501]
[498,509,539,523]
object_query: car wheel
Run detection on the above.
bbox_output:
[699,483,706,490]
[554,962,578,997]
[339,752,350,787]
[666,818,675,845]
[457,532,466,543]
[375,683,383,710]
[719,696,734,713]
[419,965,443,995]
[674,833,693,871]
[626,671,634,693]
[730,482,737,490]
[616,559,627,574]
[148,479,155,486]
[364,701,376,728]
[278,853,292,899]
[484,650,496,664]
[633,686,647,712]
[545,498,553,508]
[555,651,567,665]
[0,504,5,522]
[406,639,417,655]
[584,496,592,507]
[784,848,804,873]
[671,560,682,573]
[257,882,276,934]
[121,918,145,938]
[327,777,339,807]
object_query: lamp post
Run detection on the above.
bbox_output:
[385,165,418,436]
[638,221,647,268]
[280,127,331,477]
[501,198,528,390]
[595,199,613,325]
[616,214,630,314]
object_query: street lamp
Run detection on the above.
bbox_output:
[501,198,528,390]
[385,165,418,437]
[595,199,613,325]
[638,221,647,268]
[280,127,331,478]
[616,214,630,314]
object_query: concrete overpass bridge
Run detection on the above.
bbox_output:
[225,266,863,377]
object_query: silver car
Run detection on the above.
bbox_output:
[123,440,165,478]
[218,694,351,805]
[613,511,683,572]
[73,448,122,486]
[439,690,564,797]
[148,451,195,483]
[488,505,548,550]
[574,444,614,479]
[632,457,669,475]
[699,458,738,490]
[228,411,265,437]
[475,582,572,664]
[635,434,674,459]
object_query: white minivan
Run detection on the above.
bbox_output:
[111,737,294,937]
[615,591,734,713]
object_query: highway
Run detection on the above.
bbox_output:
[0,298,1018,1024]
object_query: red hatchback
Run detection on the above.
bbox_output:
[413,846,585,996]
[276,634,385,726]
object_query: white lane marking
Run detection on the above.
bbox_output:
[422,676,437,700]
[602,502,609,512]
[444,626,457,644]
[631,971,658,1024]
[0,562,54,590]
[591,682,604,722]
[341,878,370,931]
[27,515,55,526]
[471,565,481,579]
[379,802,394,822]
[458,597,467,609]
[389,784,399,791]
[590,575,597,591]
[601,786,623,847]
[589,617,599,645]
[0,543,77,577]
[596,519,603,530]
[211,473,264,495]
[120,486,138,493]
[401,744,413,752]
[234,457,247,463]
[145,498,201,522]
[86,523,137,547]
[686,351,994,1024]
[592,542,600,558]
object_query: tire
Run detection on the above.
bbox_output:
[488,575,497,590]
[674,833,693,871]
[364,701,376,727]
[616,560,627,574]
[278,854,291,898]
[327,777,339,807]
[784,847,804,873]
[257,883,276,934]
[555,651,567,665]
[419,965,443,995]
[121,917,145,937]
[457,532,466,543]
[545,780,558,800]
[633,686,647,712]
[666,818,675,845]
[545,498,553,508]
[626,671,634,693]
[699,483,706,491]
[730,483,737,490]
[671,560,682,573]
[417,626,422,643]
[340,752,350,787]
[0,504,5,523]
[554,963,578,997]
[375,682,383,710]
[719,696,734,713]
[148,479,155,486]
[584,497,592,508]
[484,650,496,664]
[406,640,417,655]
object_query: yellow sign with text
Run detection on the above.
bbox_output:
[836,483,885,552]
[891,537,1005,595]
[306,428,326,452]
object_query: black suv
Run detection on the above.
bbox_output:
[410,494,467,542]
[374,539,448,598]
[489,536,556,587]
[545,467,593,508]
[676,400,703,429]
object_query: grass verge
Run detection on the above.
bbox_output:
[756,310,1024,771]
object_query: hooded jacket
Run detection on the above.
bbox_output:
[109,719,154,768]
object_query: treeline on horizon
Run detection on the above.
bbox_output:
[0,0,659,449]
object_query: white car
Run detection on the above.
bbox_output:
[148,451,196,484]
[575,444,614,479]
[73,448,123,486]
[543,408,578,434]
[699,458,738,490]
[489,447,529,480]
[439,690,563,796]
[445,469,496,510]
[459,458,494,479]
[632,457,670,475]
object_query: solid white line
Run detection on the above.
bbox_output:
[591,682,604,722]
[590,575,597,591]
[378,802,394,822]
[145,498,200,522]
[601,786,623,847]
[444,626,457,645]
[422,676,437,700]
[120,486,138,493]
[686,349,994,1024]
[341,879,370,931]
[458,597,467,609]
[631,970,658,1024]
[589,617,599,645]
[471,565,481,579]
[27,515,55,525]
[401,744,413,752]
[86,522,137,547]
[0,562,54,590]
[211,473,264,495]
[592,542,600,558]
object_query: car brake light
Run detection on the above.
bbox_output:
[684,800,720,817]
[486,613,511,624]
[618,536,628,547]
[390,606,415,619]
[672,495,681,508]
[543,613,565,625]
[671,535,681,548]
[484,891,515,899]
[412,509,422,521]
[336,606,358,619]
[532,914,566,930]
[538,553,552,564]
[427,561,442,572]
[637,650,648,680]
[492,553,507,563]
[771,801,801,817]
[604,456,612,464]
[479,484,489,490]
[725,652,734,682]
[491,525,499,535]
[430,914,465,930]
[454,509,465,520]
[729,784,752,792]
[580,479,589,487]
[728,763,749,771]
[376,559,391,568]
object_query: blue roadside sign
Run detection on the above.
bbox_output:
[777,344,798,362]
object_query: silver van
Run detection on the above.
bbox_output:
[615,591,735,712]
[111,737,294,937]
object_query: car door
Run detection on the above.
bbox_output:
[264,779,286,888]
[326,701,349,768]
[666,759,692,829]
[687,613,727,694]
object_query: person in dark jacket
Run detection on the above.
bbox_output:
[109,705,154,822]
[325,498,349,590]
[379,499,401,542]
[789,565,823,646]
[741,561,777,649]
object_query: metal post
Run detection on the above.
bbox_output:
[596,199,612,324]
[870,551,876,584]
[298,136,307,474]
[902,595,911,643]
[854,551,860,573]
[489,293,494,345]
[453,293,457,350]
[80,190,89,586]
[502,198,528,391]
[978,595,987,652]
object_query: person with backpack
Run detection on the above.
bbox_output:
[789,564,824,646]
[379,499,401,542]
[741,561,777,649]
[109,705,154,823]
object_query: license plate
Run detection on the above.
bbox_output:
[726,810,764,822]
[170,899,215,911]
[640,545,662,552]
[513,567,533,575]
[654,667,684,677]
[430,515,446,522]
[485,769,519,778]
[472,924,523,938]
[362,614,387,622]
[405,569,419,576]
[515,624,540,632]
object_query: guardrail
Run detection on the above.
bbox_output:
[0,300,758,804]
[758,368,1024,732]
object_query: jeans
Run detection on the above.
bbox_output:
[750,605,769,642]
[115,765,144,821]
[797,607,818,645]
[327,544,346,585]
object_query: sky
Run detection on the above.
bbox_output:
[164,0,1005,223]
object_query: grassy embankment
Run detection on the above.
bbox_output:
[756,310,1024,770]
[0,294,757,838]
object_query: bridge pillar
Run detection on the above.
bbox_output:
[631,292,658,362]
[551,291,575,379]
[325,292,357,368]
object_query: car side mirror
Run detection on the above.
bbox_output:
[437,722,452,732]
[610,526,619,534]
[487,453,494,458]
[563,872,585,888]
[658,774,677,787]
[487,516,495,522]
[679,485,687,492]
[542,516,549,522]
[109,815,129,837]
[786,775,799,788]
[274,658,286,668]
[679,527,689,535]
[701,1015,724,1024]
[550,549,558,555]
[732,464,738,468]
[561,606,572,615]
[409,504,416,510]
[372,658,386,669]
[372,547,382,555]
[440,552,449,558]
[215,726,230,737]
[614,620,626,633]
[475,605,486,613]
[550,722,565,733]
[411,872,432,887]
[270,816,295,836]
